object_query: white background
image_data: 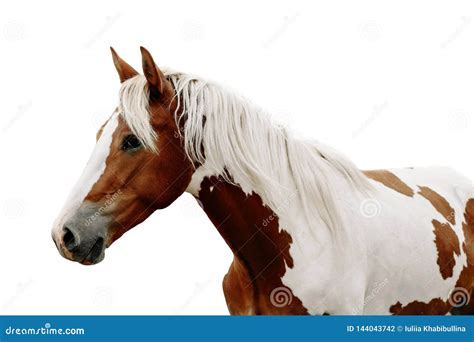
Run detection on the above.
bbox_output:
[1,0,474,314]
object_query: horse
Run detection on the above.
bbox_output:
[52,47,474,315]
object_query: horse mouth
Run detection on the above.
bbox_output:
[80,237,105,265]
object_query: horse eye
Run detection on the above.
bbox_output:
[121,135,142,151]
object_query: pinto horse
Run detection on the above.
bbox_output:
[52,47,474,315]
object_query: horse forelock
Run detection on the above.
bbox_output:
[118,75,157,153]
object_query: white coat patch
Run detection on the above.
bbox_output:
[52,113,119,235]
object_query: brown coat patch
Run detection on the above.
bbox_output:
[390,198,474,315]
[390,299,450,315]
[418,186,456,225]
[86,113,194,244]
[363,170,414,197]
[432,220,461,279]
[451,198,474,314]
[198,176,308,315]
[222,257,255,315]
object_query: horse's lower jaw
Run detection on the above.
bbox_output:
[79,251,105,265]
[57,249,105,265]
[80,257,103,265]
[74,237,106,265]
[79,243,106,265]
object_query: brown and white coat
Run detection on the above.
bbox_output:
[52,47,474,315]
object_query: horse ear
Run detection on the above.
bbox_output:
[110,47,138,83]
[140,46,165,94]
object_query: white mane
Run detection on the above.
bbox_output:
[118,71,371,241]
[118,76,158,153]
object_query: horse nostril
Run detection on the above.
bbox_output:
[62,227,77,252]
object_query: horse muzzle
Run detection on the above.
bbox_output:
[52,202,110,265]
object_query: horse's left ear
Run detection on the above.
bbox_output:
[140,46,166,95]
[110,47,138,83]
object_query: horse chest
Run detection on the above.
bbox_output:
[222,257,255,315]
[222,257,309,315]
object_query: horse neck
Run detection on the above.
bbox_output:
[191,173,313,313]
[194,174,292,273]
